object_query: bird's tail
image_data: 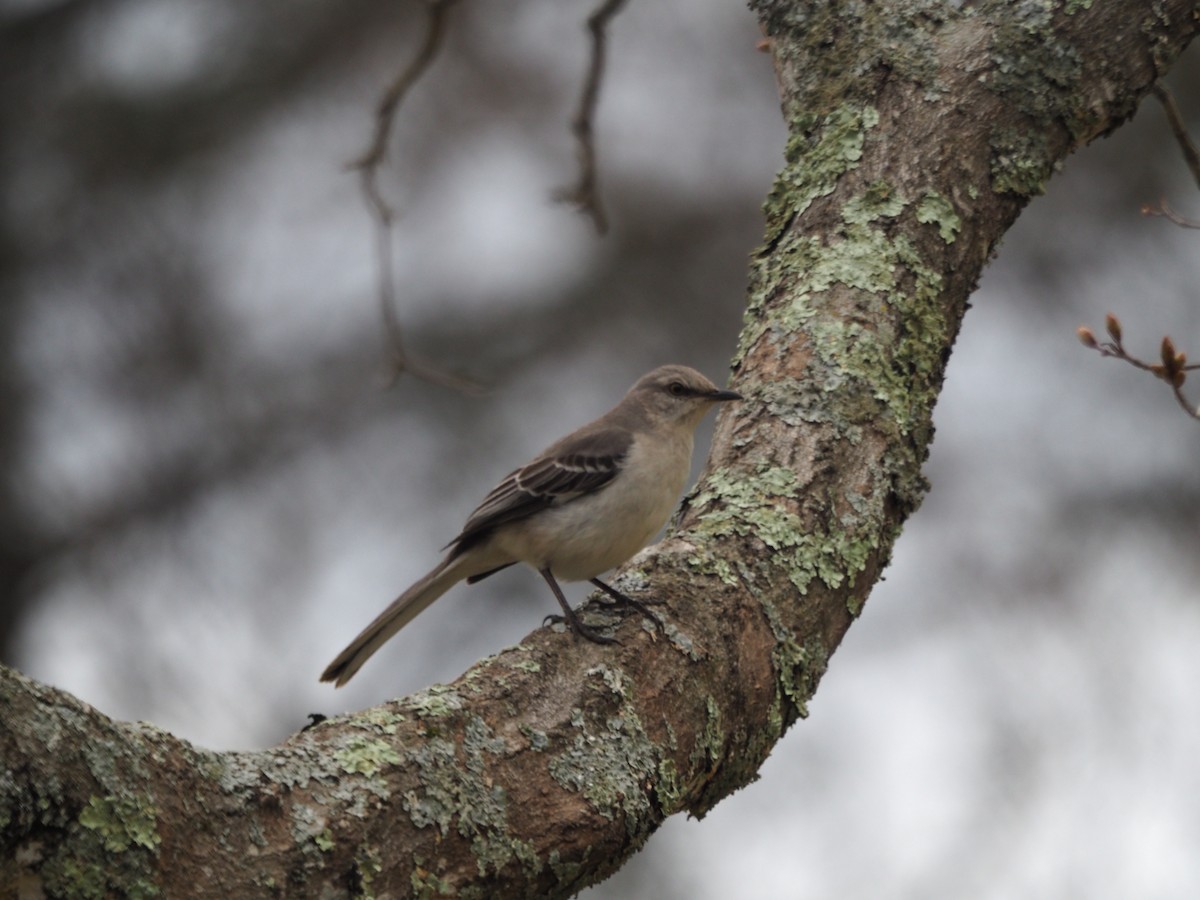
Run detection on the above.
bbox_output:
[320,555,472,687]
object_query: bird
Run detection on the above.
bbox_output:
[320,364,741,687]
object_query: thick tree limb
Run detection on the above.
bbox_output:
[3,1,1197,897]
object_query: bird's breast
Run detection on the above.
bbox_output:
[495,430,694,580]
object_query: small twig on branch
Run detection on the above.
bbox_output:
[1078,313,1199,420]
[554,0,630,235]
[351,0,480,393]
[1141,197,1200,229]
[1139,83,1200,230]
[1152,81,1200,190]
[354,0,461,222]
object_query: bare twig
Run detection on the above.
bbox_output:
[1078,314,1199,420]
[1139,83,1200,231]
[1141,197,1200,229]
[353,0,461,222]
[554,0,630,235]
[352,0,480,393]
[1152,81,1200,190]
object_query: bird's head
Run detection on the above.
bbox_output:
[629,364,742,429]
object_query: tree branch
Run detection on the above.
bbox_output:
[351,0,479,393]
[1153,80,1200,190]
[1078,314,1200,420]
[4,0,1197,896]
[553,0,630,234]
[1142,196,1200,228]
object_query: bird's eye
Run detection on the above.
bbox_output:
[667,381,687,397]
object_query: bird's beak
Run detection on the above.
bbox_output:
[709,388,742,402]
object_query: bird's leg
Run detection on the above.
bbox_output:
[540,569,617,645]
[589,578,665,632]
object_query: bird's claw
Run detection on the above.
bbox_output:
[542,612,618,645]
[588,579,666,633]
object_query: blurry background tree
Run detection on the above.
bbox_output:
[2,0,1198,897]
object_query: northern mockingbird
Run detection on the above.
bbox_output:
[320,364,741,687]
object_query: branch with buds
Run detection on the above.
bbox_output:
[1139,84,1200,229]
[1078,314,1200,420]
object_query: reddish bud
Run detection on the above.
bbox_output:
[1161,336,1177,370]
[1105,314,1122,343]
[1174,370,1187,388]
[1077,326,1098,348]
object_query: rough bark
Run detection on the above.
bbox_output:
[2,0,1196,897]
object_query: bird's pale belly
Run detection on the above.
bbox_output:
[494,479,681,581]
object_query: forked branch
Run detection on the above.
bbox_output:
[1079,313,1199,420]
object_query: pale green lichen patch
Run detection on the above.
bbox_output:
[806,223,904,296]
[762,103,882,242]
[354,707,406,735]
[916,191,961,243]
[842,180,907,226]
[983,0,1101,184]
[78,794,160,853]
[775,634,832,734]
[519,725,550,752]
[799,242,947,437]
[334,737,402,778]
[689,695,724,774]
[42,793,162,900]
[768,626,820,733]
[661,621,700,660]
[403,715,540,881]
[683,546,739,588]
[548,682,659,838]
[753,377,854,433]
[291,802,331,858]
[743,182,949,444]
[407,684,466,719]
[655,757,684,815]
[990,125,1055,196]
[469,645,543,690]
[690,466,876,595]
[988,0,1085,129]
[586,663,629,698]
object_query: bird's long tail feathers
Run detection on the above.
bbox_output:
[320,555,471,687]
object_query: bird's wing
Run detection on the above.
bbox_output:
[446,425,632,554]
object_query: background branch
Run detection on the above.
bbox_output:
[1153,81,1200,189]
[1079,314,1199,420]
[553,0,631,234]
[351,0,478,392]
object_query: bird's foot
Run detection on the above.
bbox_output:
[543,610,618,645]
[589,578,666,633]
